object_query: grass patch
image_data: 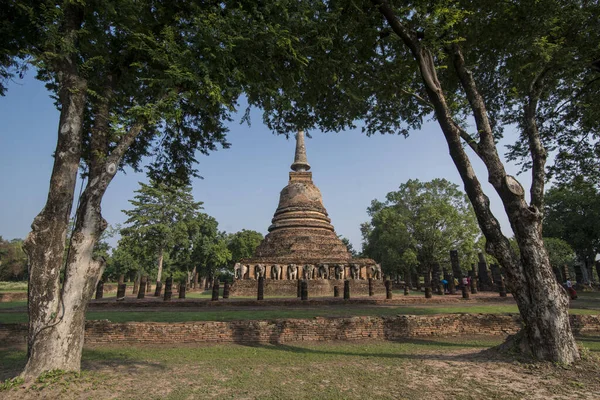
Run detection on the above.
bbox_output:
[0,301,26,309]
[2,336,599,399]
[0,282,27,293]
[1,301,599,324]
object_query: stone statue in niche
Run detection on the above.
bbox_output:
[255,264,266,279]
[350,264,360,279]
[287,264,298,280]
[303,264,315,280]
[370,264,382,280]
[317,263,328,279]
[334,264,344,280]
[234,263,248,280]
[271,264,282,280]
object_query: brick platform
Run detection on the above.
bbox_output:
[87,292,514,308]
[2,314,598,345]
[229,279,385,297]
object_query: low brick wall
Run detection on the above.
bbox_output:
[2,314,599,346]
[230,279,386,297]
[0,292,27,302]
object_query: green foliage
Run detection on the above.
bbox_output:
[362,179,481,277]
[0,237,27,281]
[0,376,24,392]
[0,281,28,292]
[544,179,600,265]
[543,237,576,271]
[103,237,143,281]
[227,230,264,264]
[191,222,232,279]
[0,1,31,96]
[120,180,204,280]
[246,0,600,182]
[339,236,358,257]
[6,0,308,184]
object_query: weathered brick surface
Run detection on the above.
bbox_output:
[87,291,514,308]
[229,279,386,297]
[1,315,598,345]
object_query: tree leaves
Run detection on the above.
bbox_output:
[362,179,481,277]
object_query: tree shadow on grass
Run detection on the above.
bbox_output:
[238,338,509,364]
[81,348,167,373]
[0,347,26,381]
[0,347,168,382]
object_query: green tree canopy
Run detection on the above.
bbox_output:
[242,0,597,364]
[8,0,306,378]
[103,235,146,281]
[227,230,264,264]
[121,180,203,282]
[191,216,232,281]
[544,178,600,280]
[339,235,358,257]
[542,237,576,278]
[362,179,481,278]
[0,237,28,281]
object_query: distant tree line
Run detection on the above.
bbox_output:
[0,237,27,281]
[101,180,263,286]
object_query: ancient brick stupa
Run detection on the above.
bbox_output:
[234,130,378,283]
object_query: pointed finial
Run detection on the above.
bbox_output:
[290,130,311,172]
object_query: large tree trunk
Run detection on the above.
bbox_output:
[20,67,142,378]
[21,71,87,379]
[23,188,107,377]
[373,0,579,364]
[156,249,164,283]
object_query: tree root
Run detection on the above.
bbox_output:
[495,330,533,356]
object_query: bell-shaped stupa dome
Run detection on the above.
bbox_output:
[251,131,352,264]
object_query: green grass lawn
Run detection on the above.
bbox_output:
[2,289,599,324]
[1,302,599,324]
[1,335,599,399]
[0,301,26,310]
[0,282,27,293]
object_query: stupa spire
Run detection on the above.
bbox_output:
[290,130,311,172]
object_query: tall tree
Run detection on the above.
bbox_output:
[0,238,28,281]
[544,179,600,282]
[543,237,576,281]
[339,235,358,257]
[12,0,301,378]
[121,181,203,284]
[362,179,480,278]
[191,217,232,283]
[249,0,600,363]
[227,230,264,264]
[103,236,144,282]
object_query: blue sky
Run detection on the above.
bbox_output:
[0,74,531,250]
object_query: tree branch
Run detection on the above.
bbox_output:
[400,88,433,109]
[370,0,522,284]
[104,123,144,177]
[449,45,496,150]
[524,68,549,211]
[455,124,480,155]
